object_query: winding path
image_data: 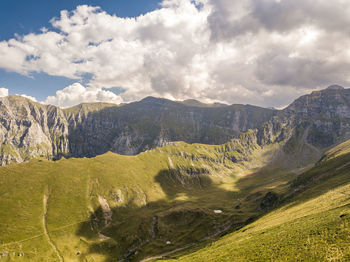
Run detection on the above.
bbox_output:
[43,193,64,262]
[140,222,232,262]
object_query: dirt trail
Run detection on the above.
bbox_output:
[336,161,350,171]
[140,244,195,262]
[0,233,45,247]
[0,220,88,248]
[43,193,64,262]
[140,222,232,262]
[0,219,88,248]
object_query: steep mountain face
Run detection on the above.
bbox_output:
[0,96,276,165]
[240,85,350,168]
[264,85,350,168]
[284,85,350,147]
[65,97,276,157]
[1,85,350,166]
[0,96,69,165]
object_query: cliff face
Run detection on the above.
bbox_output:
[258,85,350,168]
[284,86,350,147]
[65,97,276,157]
[0,96,69,165]
[0,96,275,165]
[1,85,350,166]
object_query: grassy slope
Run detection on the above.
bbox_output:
[2,134,348,261]
[0,135,289,261]
[159,142,350,262]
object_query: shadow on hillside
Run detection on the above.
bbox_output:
[74,168,262,262]
[281,152,350,208]
[74,155,350,262]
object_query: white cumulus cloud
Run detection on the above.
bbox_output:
[0,88,37,101]
[18,94,37,101]
[44,83,123,108]
[0,88,9,97]
[0,0,350,107]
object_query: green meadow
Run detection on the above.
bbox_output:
[0,138,349,261]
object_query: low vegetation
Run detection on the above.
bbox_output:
[0,135,349,261]
[158,142,350,261]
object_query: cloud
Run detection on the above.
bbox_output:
[0,88,37,101]
[208,0,350,39]
[0,88,9,97]
[44,82,123,108]
[18,94,37,101]
[0,0,350,107]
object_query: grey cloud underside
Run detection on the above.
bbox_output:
[255,52,350,88]
[209,0,350,38]
[208,0,350,91]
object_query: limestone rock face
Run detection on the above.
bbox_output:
[284,86,350,147]
[1,85,350,166]
[64,97,276,157]
[0,96,69,165]
[0,95,275,165]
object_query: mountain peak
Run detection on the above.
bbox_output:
[140,96,168,103]
[326,84,345,90]
[181,99,227,108]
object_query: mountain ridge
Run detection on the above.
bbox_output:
[0,85,349,166]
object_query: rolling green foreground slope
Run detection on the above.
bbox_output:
[1,135,350,261]
[0,133,290,261]
[158,142,350,262]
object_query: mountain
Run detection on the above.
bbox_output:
[271,85,350,167]
[2,85,350,168]
[0,96,70,165]
[0,95,276,165]
[65,97,275,157]
[284,85,350,147]
[180,99,227,108]
[2,85,350,167]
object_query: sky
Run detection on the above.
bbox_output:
[0,0,350,108]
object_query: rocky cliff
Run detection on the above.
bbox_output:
[1,85,350,166]
[0,96,69,165]
[65,97,276,157]
[259,85,350,167]
[284,85,350,147]
[0,95,275,165]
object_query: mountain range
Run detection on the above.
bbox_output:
[0,85,349,166]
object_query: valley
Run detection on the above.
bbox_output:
[162,141,350,261]
[1,0,350,261]
[0,86,349,261]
